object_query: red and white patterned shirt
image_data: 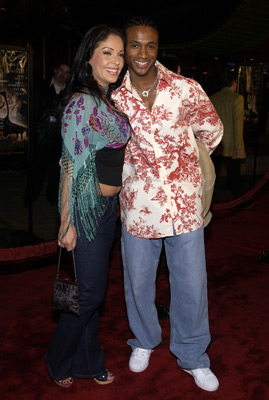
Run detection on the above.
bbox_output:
[112,62,223,238]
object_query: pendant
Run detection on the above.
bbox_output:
[142,90,149,97]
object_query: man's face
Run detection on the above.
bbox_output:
[54,64,70,85]
[125,26,159,77]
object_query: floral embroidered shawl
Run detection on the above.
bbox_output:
[59,93,130,241]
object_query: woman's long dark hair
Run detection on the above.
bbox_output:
[59,25,126,116]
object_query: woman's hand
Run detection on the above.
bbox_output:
[58,223,77,252]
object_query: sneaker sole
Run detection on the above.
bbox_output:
[129,364,149,373]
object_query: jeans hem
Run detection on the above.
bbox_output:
[45,354,72,382]
[128,342,161,351]
[72,368,106,379]
[177,360,211,370]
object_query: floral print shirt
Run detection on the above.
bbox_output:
[112,62,223,238]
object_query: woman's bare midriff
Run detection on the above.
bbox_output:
[99,183,121,197]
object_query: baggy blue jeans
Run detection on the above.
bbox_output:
[45,195,117,381]
[121,225,211,370]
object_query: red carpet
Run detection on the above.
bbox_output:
[1,186,269,400]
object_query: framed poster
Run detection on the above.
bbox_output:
[0,45,32,157]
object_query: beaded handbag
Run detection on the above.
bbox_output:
[53,248,80,316]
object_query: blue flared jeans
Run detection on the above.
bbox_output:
[121,225,211,370]
[45,195,117,381]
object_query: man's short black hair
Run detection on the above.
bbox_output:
[222,70,238,87]
[123,16,159,38]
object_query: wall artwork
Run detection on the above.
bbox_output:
[0,46,31,156]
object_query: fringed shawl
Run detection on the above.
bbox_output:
[59,93,130,241]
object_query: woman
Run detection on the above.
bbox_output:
[45,25,131,388]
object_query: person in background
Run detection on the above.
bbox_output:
[260,76,269,135]
[23,63,70,206]
[210,70,246,204]
[112,16,223,392]
[45,25,130,388]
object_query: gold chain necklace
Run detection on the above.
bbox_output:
[131,74,158,98]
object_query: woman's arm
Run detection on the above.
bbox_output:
[58,153,77,251]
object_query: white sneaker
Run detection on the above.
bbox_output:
[183,368,219,392]
[129,348,153,373]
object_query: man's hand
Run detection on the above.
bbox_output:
[232,149,239,159]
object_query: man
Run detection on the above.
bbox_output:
[112,17,223,392]
[210,71,245,201]
[24,63,70,206]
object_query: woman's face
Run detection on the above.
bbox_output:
[89,34,124,87]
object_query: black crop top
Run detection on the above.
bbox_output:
[95,144,127,187]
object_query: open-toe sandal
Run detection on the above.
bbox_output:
[54,377,73,388]
[93,370,115,385]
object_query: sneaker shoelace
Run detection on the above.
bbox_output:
[200,368,211,375]
[135,349,150,358]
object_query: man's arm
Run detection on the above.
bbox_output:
[185,80,223,154]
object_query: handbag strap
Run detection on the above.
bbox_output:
[56,248,78,282]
